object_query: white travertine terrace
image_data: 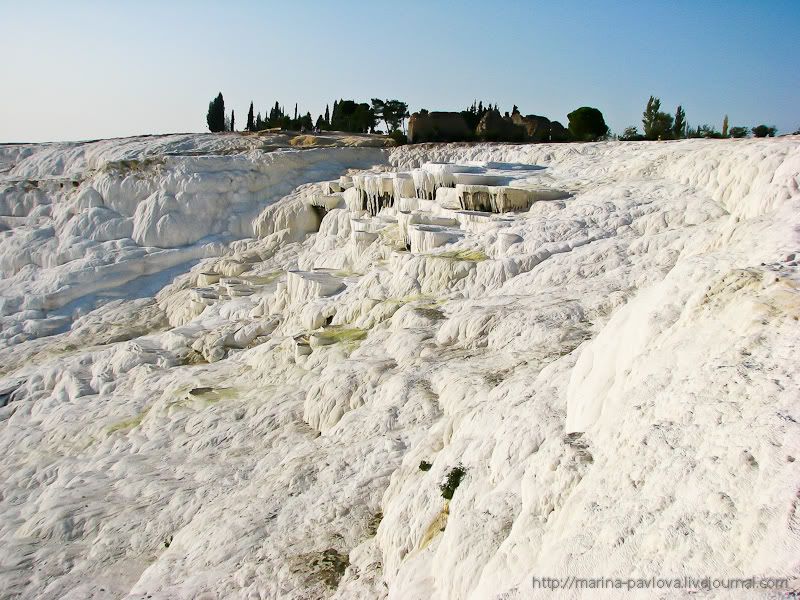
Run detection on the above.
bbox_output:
[286,269,346,301]
[0,132,798,599]
[451,172,506,186]
[344,160,567,219]
[409,224,463,253]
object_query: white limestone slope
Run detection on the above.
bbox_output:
[0,134,798,600]
[0,134,385,348]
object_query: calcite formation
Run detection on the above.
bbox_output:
[0,132,798,600]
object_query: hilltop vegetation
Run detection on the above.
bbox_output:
[206,91,785,144]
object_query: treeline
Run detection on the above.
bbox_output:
[207,92,316,133]
[207,91,783,143]
[619,96,778,140]
[409,101,608,144]
[206,92,408,140]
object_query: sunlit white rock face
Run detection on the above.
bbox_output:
[0,133,799,600]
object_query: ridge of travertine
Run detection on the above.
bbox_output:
[0,133,798,599]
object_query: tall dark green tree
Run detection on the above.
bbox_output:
[269,101,282,125]
[331,100,375,133]
[673,106,686,139]
[230,110,235,132]
[372,99,408,132]
[642,96,674,140]
[642,96,660,138]
[383,100,409,132]
[371,99,387,131]
[324,104,330,127]
[206,92,226,132]
[246,102,255,131]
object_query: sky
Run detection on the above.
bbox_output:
[1,0,798,143]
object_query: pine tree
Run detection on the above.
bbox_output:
[324,104,330,126]
[722,115,729,137]
[372,99,409,133]
[246,102,255,131]
[371,99,387,131]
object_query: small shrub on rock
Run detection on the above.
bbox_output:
[440,466,466,500]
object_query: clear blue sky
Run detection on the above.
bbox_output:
[1,0,798,142]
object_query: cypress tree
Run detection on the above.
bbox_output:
[324,104,330,126]
[722,115,729,137]
[206,92,226,133]
[673,106,686,139]
[246,102,255,131]
[231,110,235,132]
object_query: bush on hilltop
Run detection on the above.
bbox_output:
[752,125,777,138]
[729,126,749,138]
[619,126,646,141]
[567,107,609,141]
